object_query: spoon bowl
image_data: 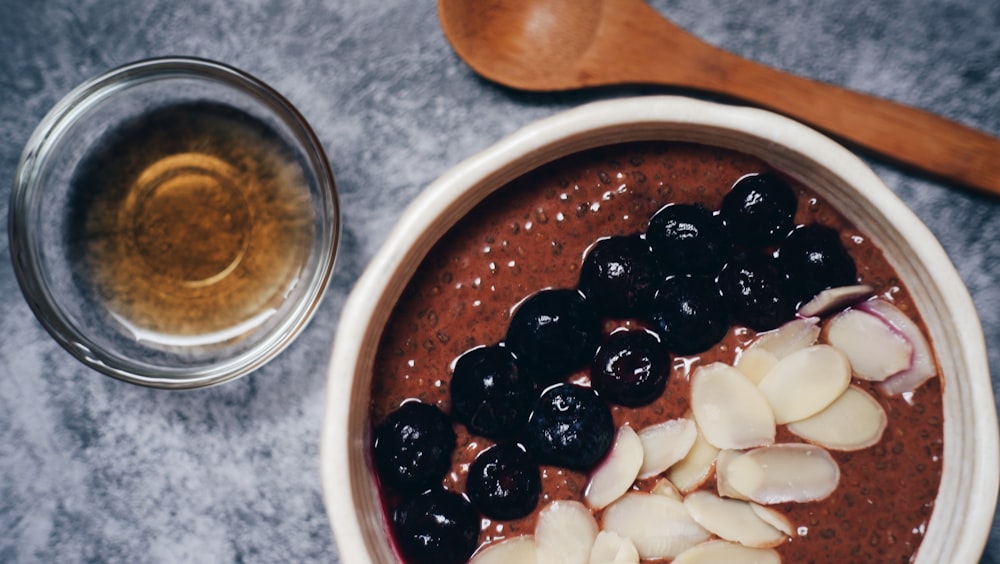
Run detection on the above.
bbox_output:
[440,0,603,87]
[438,0,1000,197]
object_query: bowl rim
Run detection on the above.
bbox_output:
[9,56,341,389]
[320,95,998,563]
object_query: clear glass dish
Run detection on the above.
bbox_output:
[10,56,339,389]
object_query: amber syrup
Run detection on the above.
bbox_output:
[66,102,315,346]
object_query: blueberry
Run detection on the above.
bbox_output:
[646,203,730,275]
[649,275,730,355]
[393,489,479,564]
[591,329,671,407]
[466,443,541,520]
[778,224,858,303]
[578,235,662,317]
[718,252,797,332]
[372,401,456,494]
[450,345,535,440]
[720,172,797,247]
[505,288,602,384]
[523,383,614,470]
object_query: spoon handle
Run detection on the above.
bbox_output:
[707,55,1000,197]
[615,1,1000,197]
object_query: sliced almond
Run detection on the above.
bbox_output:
[672,540,781,564]
[588,530,640,564]
[750,503,795,537]
[858,299,938,396]
[601,492,710,560]
[470,535,536,564]
[726,444,840,504]
[787,385,888,451]
[667,418,720,493]
[682,491,786,548]
[715,449,749,501]
[826,308,913,382]
[650,478,683,501]
[690,363,775,450]
[534,500,599,564]
[797,284,876,317]
[585,425,644,509]
[734,346,779,385]
[757,345,851,424]
[749,316,821,358]
[637,418,697,479]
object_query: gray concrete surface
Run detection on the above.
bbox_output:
[0,0,997,562]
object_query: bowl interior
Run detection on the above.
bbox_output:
[321,96,997,563]
[11,57,339,388]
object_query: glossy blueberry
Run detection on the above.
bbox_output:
[646,203,730,275]
[591,329,671,407]
[718,252,797,332]
[523,384,614,470]
[505,288,602,384]
[450,345,535,440]
[720,172,797,247]
[393,489,479,564]
[578,235,662,317]
[372,401,455,494]
[778,224,858,303]
[649,275,730,355]
[466,443,541,520]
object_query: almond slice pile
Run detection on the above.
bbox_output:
[589,531,640,564]
[602,493,711,560]
[825,299,937,395]
[756,345,851,424]
[787,385,888,451]
[470,295,936,564]
[682,491,786,548]
[826,308,912,382]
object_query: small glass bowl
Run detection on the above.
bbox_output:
[10,56,340,389]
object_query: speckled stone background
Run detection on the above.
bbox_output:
[0,0,997,562]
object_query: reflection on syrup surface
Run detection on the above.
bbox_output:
[67,102,314,346]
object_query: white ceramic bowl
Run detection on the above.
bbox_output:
[320,96,997,563]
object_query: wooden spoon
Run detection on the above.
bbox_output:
[438,0,1000,197]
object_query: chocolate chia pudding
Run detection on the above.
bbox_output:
[369,141,943,563]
